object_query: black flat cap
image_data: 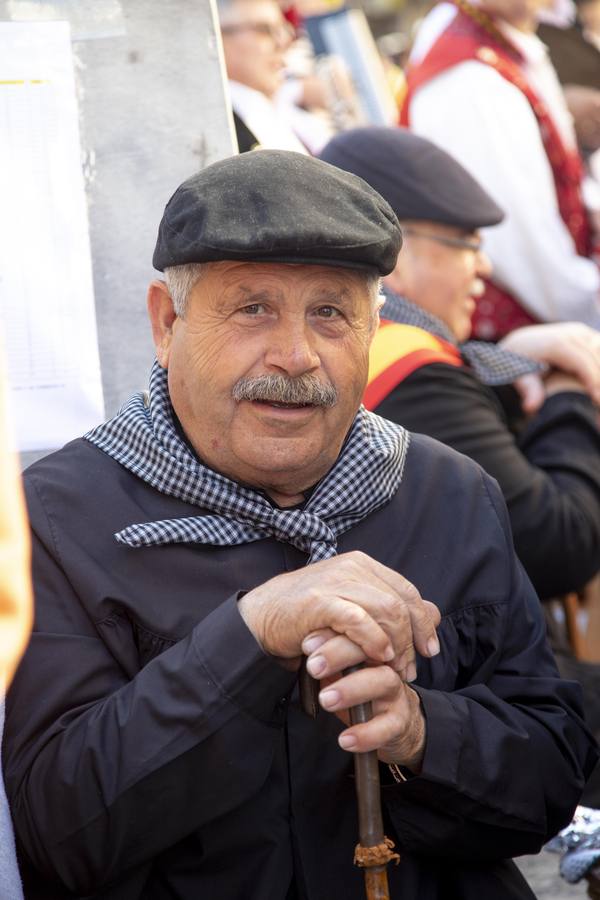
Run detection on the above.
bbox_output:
[153,150,401,275]
[319,127,504,230]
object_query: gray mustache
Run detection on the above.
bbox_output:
[232,373,338,407]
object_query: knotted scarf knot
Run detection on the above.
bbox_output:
[265,508,337,557]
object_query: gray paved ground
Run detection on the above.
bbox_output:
[517,852,588,899]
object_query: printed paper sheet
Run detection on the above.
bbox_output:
[0,20,104,451]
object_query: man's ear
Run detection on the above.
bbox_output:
[147,280,177,368]
[382,258,406,298]
[368,304,381,344]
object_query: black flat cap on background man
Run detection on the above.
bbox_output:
[4,148,596,900]
[320,125,503,230]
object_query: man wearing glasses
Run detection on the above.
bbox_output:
[321,126,600,623]
[218,0,325,153]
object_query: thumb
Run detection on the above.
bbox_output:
[513,373,546,415]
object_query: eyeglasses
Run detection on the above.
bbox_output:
[402,227,483,253]
[221,21,296,43]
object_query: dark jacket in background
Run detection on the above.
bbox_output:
[373,339,600,601]
[4,435,597,899]
[233,111,259,153]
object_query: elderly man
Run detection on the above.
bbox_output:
[320,126,600,604]
[3,151,597,900]
[401,0,600,340]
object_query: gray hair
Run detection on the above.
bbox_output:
[164,263,204,317]
[163,262,382,318]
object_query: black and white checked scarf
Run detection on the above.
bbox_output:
[85,362,410,563]
[382,291,544,385]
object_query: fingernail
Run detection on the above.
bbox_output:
[339,734,357,750]
[406,662,417,683]
[306,655,326,677]
[383,645,395,662]
[427,636,440,657]
[319,688,339,709]
[303,635,326,655]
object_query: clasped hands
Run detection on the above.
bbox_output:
[238,551,441,773]
[500,322,600,415]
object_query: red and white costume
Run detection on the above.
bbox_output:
[402,2,600,339]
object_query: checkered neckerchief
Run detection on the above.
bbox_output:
[85,362,410,562]
[382,291,544,385]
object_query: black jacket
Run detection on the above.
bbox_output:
[4,434,597,899]
[375,363,600,600]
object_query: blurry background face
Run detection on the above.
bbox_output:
[220,0,294,98]
[579,0,600,34]
[478,0,554,29]
[385,222,491,343]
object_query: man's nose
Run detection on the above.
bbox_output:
[273,23,294,50]
[476,248,492,278]
[264,321,320,376]
[274,32,291,50]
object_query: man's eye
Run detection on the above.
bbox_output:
[241,303,265,315]
[316,306,341,319]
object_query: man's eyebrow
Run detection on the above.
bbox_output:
[311,287,354,304]
[229,286,283,304]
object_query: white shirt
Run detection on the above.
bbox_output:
[408,4,600,327]
[274,79,334,155]
[228,81,309,154]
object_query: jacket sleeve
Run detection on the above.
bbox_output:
[375,363,600,598]
[383,470,598,860]
[3,479,297,894]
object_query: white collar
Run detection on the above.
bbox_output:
[227,81,308,154]
[497,20,549,64]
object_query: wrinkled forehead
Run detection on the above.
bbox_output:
[197,260,377,297]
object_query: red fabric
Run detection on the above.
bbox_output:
[401,5,593,339]
[282,4,302,31]
[471,278,537,340]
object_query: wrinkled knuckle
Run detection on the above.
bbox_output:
[403,581,423,608]
[347,550,364,562]
[345,604,368,627]
[347,550,369,571]
[399,639,416,662]
[389,599,412,632]
[379,593,401,619]
[427,600,442,627]
[385,665,402,691]
[391,709,407,739]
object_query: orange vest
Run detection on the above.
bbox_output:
[364,320,464,411]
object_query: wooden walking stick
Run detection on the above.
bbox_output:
[299,660,400,900]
